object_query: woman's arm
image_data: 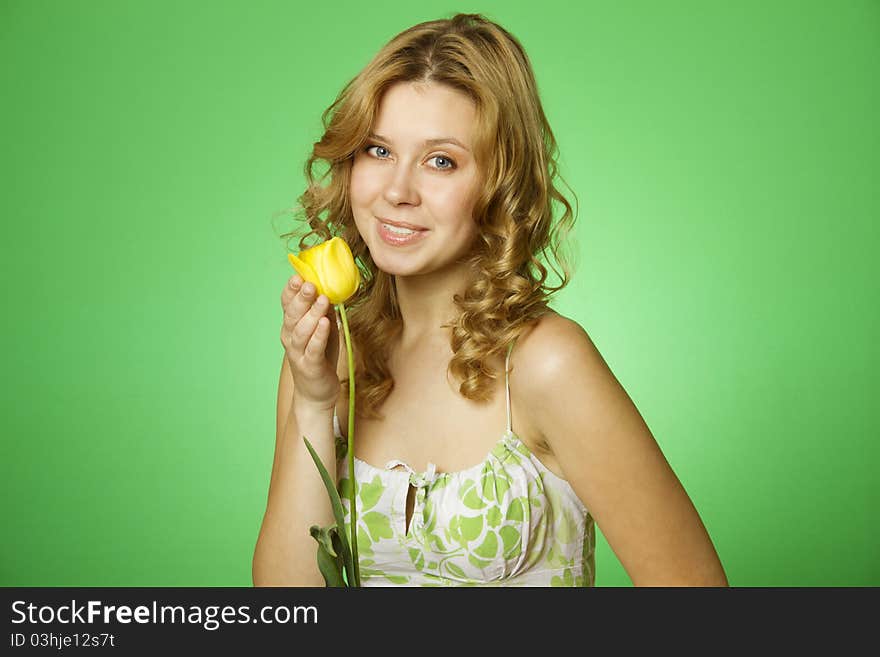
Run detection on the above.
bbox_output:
[519,315,729,586]
[252,355,337,587]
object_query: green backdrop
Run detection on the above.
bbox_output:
[1,0,877,586]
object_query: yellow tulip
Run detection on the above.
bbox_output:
[290,235,364,585]
[288,237,361,305]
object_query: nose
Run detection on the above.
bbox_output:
[382,162,420,206]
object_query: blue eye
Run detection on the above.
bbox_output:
[363,145,457,171]
[365,145,390,158]
[430,155,456,170]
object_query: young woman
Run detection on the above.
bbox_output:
[254,13,728,587]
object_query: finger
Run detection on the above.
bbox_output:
[280,274,304,309]
[304,316,330,362]
[283,281,319,333]
[290,292,329,350]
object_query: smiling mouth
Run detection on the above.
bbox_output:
[376,218,429,245]
[381,222,422,235]
[377,217,428,232]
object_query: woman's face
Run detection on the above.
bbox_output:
[350,81,481,278]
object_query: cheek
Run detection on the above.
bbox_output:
[349,160,380,203]
[434,188,477,233]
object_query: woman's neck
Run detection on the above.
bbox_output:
[393,261,472,350]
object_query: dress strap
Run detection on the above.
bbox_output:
[332,409,343,438]
[505,339,516,434]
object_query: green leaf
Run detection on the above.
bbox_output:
[310,525,346,587]
[356,525,373,552]
[468,553,492,570]
[303,436,357,586]
[316,545,346,587]
[459,515,483,542]
[359,475,385,511]
[474,531,498,559]
[460,480,486,510]
[445,561,467,579]
[424,499,436,532]
[361,510,393,542]
[506,497,525,521]
[448,517,461,543]
[500,525,522,559]
[408,547,425,570]
[480,467,496,503]
[309,525,338,557]
[428,533,446,552]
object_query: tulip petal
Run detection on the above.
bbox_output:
[330,237,359,282]
[309,241,333,299]
[299,243,323,270]
[289,238,360,305]
[324,237,360,305]
[287,253,324,296]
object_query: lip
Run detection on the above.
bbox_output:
[377,217,428,231]
[376,217,430,247]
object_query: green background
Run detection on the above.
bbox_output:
[2,0,877,586]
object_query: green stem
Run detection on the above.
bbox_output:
[336,303,360,587]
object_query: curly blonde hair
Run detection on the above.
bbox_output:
[277,12,578,420]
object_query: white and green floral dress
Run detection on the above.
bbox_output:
[333,340,596,587]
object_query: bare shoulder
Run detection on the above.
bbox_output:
[514,313,729,585]
[511,311,609,397]
[511,309,645,461]
[507,311,613,455]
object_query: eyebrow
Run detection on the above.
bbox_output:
[367,132,471,152]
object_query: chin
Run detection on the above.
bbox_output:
[369,252,423,277]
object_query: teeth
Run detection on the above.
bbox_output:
[383,223,416,235]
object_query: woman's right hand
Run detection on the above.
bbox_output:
[280,274,341,411]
